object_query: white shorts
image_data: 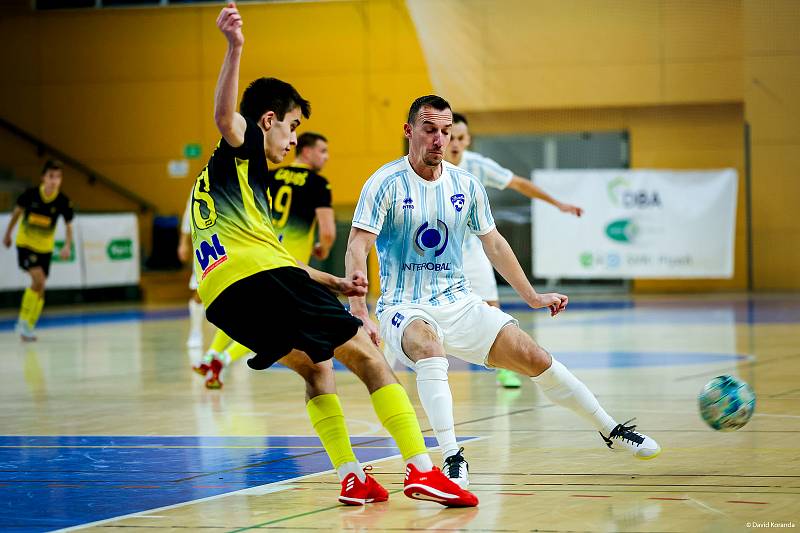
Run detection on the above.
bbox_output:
[462,243,499,302]
[378,293,517,369]
[189,273,199,291]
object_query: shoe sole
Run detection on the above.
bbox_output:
[403,485,477,507]
[338,496,365,506]
[635,447,662,460]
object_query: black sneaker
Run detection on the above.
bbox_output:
[443,447,470,488]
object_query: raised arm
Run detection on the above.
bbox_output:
[477,228,568,316]
[214,3,247,148]
[345,227,380,344]
[507,175,583,217]
[2,206,23,248]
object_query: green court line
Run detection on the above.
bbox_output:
[226,489,404,532]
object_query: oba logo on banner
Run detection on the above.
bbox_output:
[607,177,663,209]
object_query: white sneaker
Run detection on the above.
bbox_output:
[186,330,203,349]
[600,419,661,460]
[442,447,470,488]
[16,321,37,342]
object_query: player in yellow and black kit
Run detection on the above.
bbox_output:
[191,3,477,507]
[197,132,335,389]
[270,132,336,262]
[3,160,74,341]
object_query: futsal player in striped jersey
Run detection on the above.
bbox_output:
[188,3,477,507]
[346,95,660,490]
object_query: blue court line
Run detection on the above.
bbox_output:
[0,435,476,533]
[2,297,800,333]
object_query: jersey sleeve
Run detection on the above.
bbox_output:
[15,188,33,210]
[315,176,332,209]
[467,177,496,235]
[352,173,392,235]
[220,117,263,161]
[180,191,193,234]
[470,152,514,190]
[60,196,75,223]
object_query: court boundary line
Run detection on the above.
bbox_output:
[49,436,484,532]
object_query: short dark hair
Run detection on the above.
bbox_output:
[296,132,327,156]
[407,95,451,125]
[240,77,311,123]
[41,159,63,175]
[452,112,468,126]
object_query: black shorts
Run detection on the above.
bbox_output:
[17,247,52,277]
[206,266,362,370]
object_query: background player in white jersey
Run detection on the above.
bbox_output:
[346,95,660,489]
[178,191,205,349]
[446,112,584,389]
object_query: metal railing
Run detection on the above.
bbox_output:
[0,116,158,214]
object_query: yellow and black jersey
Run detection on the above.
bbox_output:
[15,186,74,254]
[267,163,332,263]
[191,117,297,305]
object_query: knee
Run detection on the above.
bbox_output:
[520,344,552,376]
[401,321,442,358]
[31,278,45,293]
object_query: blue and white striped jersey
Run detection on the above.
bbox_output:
[458,150,513,255]
[352,156,495,316]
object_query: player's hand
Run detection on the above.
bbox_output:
[336,270,368,298]
[217,2,244,47]
[529,292,568,317]
[351,308,381,346]
[558,202,583,217]
[58,244,71,261]
[2,234,11,248]
[312,243,328,260]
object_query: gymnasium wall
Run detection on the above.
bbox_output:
[0,0,796,289]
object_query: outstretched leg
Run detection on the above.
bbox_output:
[488,325,660,459]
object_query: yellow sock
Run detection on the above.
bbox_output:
[370,383,428,460]
[18,288,37,326]
[306,394,357,468]
[224,342,251,363]
[29,293,44,329]
[209,328,233,353]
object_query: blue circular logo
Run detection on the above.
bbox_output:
[414,220,449,257]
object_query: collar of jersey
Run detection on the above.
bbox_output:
[404,155,449,188]
[39,185,58,203]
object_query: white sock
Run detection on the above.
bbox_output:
[188,298,204,336]
[415,357,459,461]
[336,461,365,482]
[406,453,434,472]
[531,357,617,434]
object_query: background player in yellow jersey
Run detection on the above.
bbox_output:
[3,160,74,341]
[193,132,337,389]
[188,3,477,507]
[270,131,336,261]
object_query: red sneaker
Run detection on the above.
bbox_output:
[338,467,389,506]
[205,358,224,389]
[403,464,478,507]
[192,362,210,377]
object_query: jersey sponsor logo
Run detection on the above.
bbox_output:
[195,233,228,279]
[402,262,452,272]
[402,197,414,210]
[450,194,465,212]
[274,168,308,186]
[391,312,405,328]
[27,213,52,227]
[413,219,448,257]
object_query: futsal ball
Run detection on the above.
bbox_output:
[698,375,756,431]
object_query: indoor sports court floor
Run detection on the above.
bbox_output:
[1,292,798,532]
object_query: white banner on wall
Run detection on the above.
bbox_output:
[0,213,140,290]
[532,169,738,278]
